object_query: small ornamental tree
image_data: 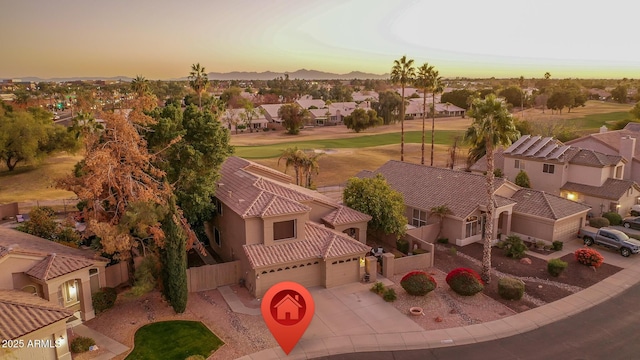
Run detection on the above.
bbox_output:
[400,271,437,296]
[575,248,604,268]
[278,104,309,135]
[343,174,407,239]
[514,170,531,188]
[344,108,383,133]
[446,268,484,296]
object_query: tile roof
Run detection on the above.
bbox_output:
[566,130,640,162]
[218,157,364,219]
[322,205,372,226]
[361,161,510,219]
[512,189,590,220]
[243,221,371,269]
[295,98,325,109]
[26,254,94,281]
[0,290,72,340]
[561,178,638,201]
[566,148,622,167]
[469,149,505,173]
[243,222,370,268]
[0,228,105,261]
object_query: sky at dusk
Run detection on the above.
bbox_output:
[2,0,639,79]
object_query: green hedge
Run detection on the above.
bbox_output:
[589,217,610,228]
[446,268,484,296]
[547,258,568,277]
[602,212,622,226]
[498,277,525,300]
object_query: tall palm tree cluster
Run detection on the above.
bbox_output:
[278,147,323,189]
[390,56,443,165]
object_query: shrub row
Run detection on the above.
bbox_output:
[370,282,396,302]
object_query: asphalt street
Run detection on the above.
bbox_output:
[319,281,640,360]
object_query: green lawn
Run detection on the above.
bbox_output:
[125,321,223,360]
[567,111,633,132]
[234,130,464,159]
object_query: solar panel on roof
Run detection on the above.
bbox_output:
[513,136,541,155]
[548,145,571,160]
[537,143,559,158]
[525,137,553,157]
[504,135,530,153]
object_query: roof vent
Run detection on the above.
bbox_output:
[238,199,245,204]
[228,190,232,197]
[218,183,224,187]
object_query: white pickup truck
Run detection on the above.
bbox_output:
[578,226,640,257]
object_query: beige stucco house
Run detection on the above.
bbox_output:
[359,160,590,246]
[207,157,371,298]
[471,135,640,217]
[0,228,109,360]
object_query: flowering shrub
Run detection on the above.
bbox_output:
[446,268,484,296]
[400,270,437,296]
[574,248,604,268]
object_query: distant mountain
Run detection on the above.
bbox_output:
[205,69,389,81]
[13,76,134,82]
[7,70,389,82]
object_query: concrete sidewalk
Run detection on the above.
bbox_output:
[237,241,640,360]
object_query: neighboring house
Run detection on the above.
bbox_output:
[471,135,640,216]
[295,98,325,110]
[358,160,590,246]
[351,91,379,102]
[566,123,640,183]
[207,157,371,298]
[307,102,372,125]
[221,108,269,132]
[259,103,286,123]
[0,228,109,360]
[404,99,465,119]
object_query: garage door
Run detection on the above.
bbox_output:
[555,217,583,242]
[326,257,360,287]
[258,260,322,294]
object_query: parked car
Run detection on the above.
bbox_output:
[622,217,640,230]
[578,226,640,257]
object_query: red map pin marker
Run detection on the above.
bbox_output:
[261,281,315,355]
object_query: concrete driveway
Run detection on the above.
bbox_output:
[305,281,424,339]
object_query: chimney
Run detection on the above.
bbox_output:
[599,125,608,133]
[620,135,636,180]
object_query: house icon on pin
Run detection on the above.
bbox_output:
[273,294,303,321]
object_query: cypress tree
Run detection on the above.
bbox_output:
[161,199,188,313]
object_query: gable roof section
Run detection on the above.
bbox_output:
[363,160,509,219]
[322,205,372,226]
[469,148,505,173]
[218,157,365,219]
[512,189,590,220]
[243,222,370,268]
[0,290,72,340]
[566,130,640,162]
[0,228,104,261]
[561,178,638,201]
[26,254,94,281]
[566,148,622,167]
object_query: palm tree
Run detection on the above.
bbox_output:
[301,152,323,188]
[390,55,415,162]
[188,63,209,109]
[428,70,443,166]
[415,63,434,165]
[463,94,520,283]
[430,205,452,239]
[278,147,304,186]
[131,75,150,98]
